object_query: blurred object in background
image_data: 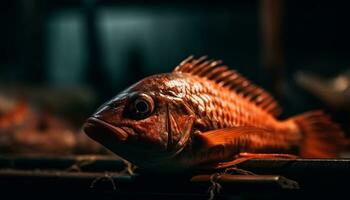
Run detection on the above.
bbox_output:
[0,97,27,129]
[260,0,285,96]
[0,91,107,155]
[296,70,350,137]
[296,70,350,110]
[0,85,97,126]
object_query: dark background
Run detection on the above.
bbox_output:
[1,0,349,120]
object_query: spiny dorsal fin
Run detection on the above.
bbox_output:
[173,56,282,116]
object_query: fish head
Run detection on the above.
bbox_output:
[83,74,194,168]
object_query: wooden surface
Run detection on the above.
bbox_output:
[0,155,349,199]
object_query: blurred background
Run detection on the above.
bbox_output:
[1,0,350,155]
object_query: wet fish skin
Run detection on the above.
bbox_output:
[84,56,346,171]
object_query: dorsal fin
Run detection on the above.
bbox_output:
[173,56,282,116]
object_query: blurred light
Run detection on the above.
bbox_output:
[46,10,86,86]
[333,75,349,92]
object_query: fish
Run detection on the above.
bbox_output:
[83,56,347,171]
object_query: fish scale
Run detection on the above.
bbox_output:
[183,74,280,132]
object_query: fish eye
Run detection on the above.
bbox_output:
[135,99,149,114]
[128,93,154,119]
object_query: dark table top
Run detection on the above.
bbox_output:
[0,155,349,200]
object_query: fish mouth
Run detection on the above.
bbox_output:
[83,117,129,141]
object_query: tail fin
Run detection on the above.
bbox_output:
[291,110,346,158]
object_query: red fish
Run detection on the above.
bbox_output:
[83,56,347,171]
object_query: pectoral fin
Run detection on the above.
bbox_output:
[194,127,298,169]
[196,126,273,149]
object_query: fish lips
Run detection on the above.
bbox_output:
[83,117,129,142]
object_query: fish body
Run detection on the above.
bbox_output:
[84,56,346,171]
